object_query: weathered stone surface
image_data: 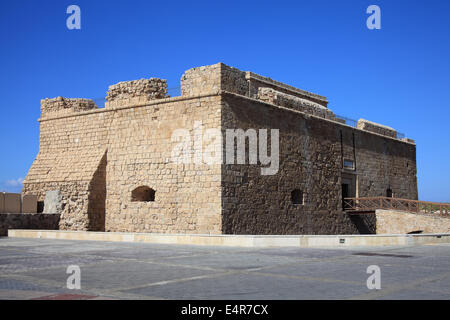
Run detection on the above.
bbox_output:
[41,97,97,118]
[257,87,336,120]
[106,78,168,107]
[220,92,417,235]
[375,209,450,234]
[357,119,397,138]
[0,213,60,236]
[246,71,328,107]
[43,190,63,214]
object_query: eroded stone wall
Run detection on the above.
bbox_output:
[181,63,223,96]
[220,92,417,235]
[221,94,355,234]
[180,63,331,118]
[257,87,336,120]
[23,181,91,230]
[354,131,417,199]
[41,97,97,118]
[104,95,222,234]
[0,213,60,236]
[106,78,168,107]
[23,104,111,230]
[25,93,222,234]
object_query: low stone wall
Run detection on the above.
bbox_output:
[8,229,450,247]
[257,87,336,120]
[375,209,450,234]
[357,119,397,138]
[0,213,60,236]
[247,71,329,107]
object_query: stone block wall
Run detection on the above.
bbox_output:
[220,91,417,235]
[220,64,249,96]
[375,209,450,234]
[23,181,91,230]
[246,72,329,107]
[181,63,223,96]
[257,87,336,120]
[180,63,249,96]
[104,95,222,234]
[181,63,330,117]
[23,105,111,230]
[41,97,98,118]
[25,90,222,234]
[353,131,417,199]
[221,94,357,234]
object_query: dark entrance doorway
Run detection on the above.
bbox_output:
[341,173,356,211]
[386,188,393,198]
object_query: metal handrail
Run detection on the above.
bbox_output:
[344,197,450,215]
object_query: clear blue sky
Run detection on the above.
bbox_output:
[0,0,449,202]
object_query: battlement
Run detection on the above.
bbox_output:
[257,87,335,120]
[41,97,98,118]
[357,119,397,139]
[180,63,328,107]
[38,63,411,142]
[105,78,168,108]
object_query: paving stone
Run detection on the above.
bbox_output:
[1,238,450,300]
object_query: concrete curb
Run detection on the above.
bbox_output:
[7,229,450,247]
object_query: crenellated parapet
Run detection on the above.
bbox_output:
[179,63,416,140]
[41,97,97,118]
[105,78,168,107]
[180,62,328,108]
[257,87,336,120]
[246,72,328,107]
[39,64,412,142]
[180,63,223,97]
[357,119,397,138]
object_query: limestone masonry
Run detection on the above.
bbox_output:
[22,63,418,235]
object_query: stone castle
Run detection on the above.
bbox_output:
[22,63,418,235]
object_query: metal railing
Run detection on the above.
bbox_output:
[335,115,357,128]
[344,197,450,215]
[335,115,405,140]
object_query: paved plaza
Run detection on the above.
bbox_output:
[1,237,450,300]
